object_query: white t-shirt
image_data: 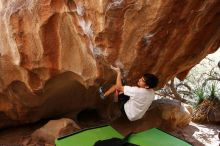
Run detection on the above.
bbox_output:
[123,86,155,121]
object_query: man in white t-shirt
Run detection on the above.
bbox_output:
[99,66,159,121]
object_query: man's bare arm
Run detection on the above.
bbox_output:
[116,71,124,92]
[111,65,124,92]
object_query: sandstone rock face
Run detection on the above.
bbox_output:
[31,118,80,144]
[0,0,219,128]
[112,99,192,135]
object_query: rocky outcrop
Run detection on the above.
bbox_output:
[0,0,219,128]
[31,118,80,144]
[112,99,192,135]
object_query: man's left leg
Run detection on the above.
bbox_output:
[99,85,117,99]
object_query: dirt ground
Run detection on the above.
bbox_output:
[171,122,220,146]
[0,121,219,146]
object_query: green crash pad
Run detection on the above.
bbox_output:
[128,128,192,146]
[55,125,192,146]
[55,125,123,146]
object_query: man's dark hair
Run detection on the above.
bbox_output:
[143,73,159,88]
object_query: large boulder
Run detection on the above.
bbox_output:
[0,0,219,128]
[111,99,191,135]
[31,118,80,144]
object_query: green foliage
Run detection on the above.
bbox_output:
[186,57,220,106]
[207,82,220,101]
[157,54,220,108]
[194,87,206,105]
[193,81,219,106]
[209,83,216,98]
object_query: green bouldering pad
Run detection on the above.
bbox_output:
[128,128,192,146]
[55,125,192,146]
[55,125,123,146]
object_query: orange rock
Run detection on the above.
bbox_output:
[31,118,80,144]
[0,0,219,129]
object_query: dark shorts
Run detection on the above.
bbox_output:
[118,93,130,117]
